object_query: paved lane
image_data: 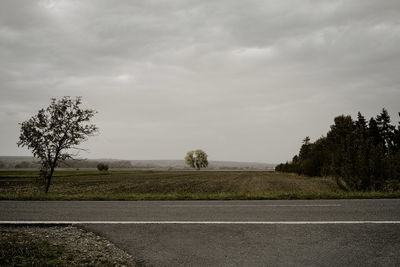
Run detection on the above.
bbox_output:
[1,199,400,266]
[83,223,400,267]
[1,199,400,221]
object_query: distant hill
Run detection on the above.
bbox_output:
[0,156,40,168]
[0,156,276,170]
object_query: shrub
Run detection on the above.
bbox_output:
[97,163,109,171]
[383,179,400,192]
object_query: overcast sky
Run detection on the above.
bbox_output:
[1,0,400,163]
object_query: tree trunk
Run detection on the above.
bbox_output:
[44,174,51,193]
[44,166,55,193]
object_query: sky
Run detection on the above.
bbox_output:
[1,0,400,163]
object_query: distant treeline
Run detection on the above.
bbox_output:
[59,160,133,169]
[0,159,133,169]
[0,160,39,169]
[276,109,400,191]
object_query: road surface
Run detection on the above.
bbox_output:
[1,199,400,266]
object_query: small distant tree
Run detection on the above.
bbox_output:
[185,149,208,170]
[97,163,109,171]
[17,96,98,193]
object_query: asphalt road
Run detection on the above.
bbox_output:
[1,199,400,266]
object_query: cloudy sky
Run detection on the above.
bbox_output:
[1,0,399,163]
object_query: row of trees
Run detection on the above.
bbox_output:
[276,109,400,191]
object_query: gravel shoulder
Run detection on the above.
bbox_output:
[0,225,140,266]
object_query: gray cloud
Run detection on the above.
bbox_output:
[1,0,400,162]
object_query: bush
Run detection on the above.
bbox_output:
[97,163,109,171]
[382,179,400,192]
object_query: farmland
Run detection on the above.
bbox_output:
[1,170,399,200]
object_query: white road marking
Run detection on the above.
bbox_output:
[1,221,399,225]
[160,204,341,207]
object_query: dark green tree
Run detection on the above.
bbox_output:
[354,112,371,189]
[299,136,311,160]
[376,108,396,153]
[326,115,355,178]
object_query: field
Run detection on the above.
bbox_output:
[0,170,399,200]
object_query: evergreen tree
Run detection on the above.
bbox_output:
[355,112,367,138]
[368,118,382,146]
[299,136,311,160]
[376,108,395,153]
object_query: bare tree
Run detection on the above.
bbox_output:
[17,96,98,193]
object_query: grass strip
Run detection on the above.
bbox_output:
[1,191,400,201]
